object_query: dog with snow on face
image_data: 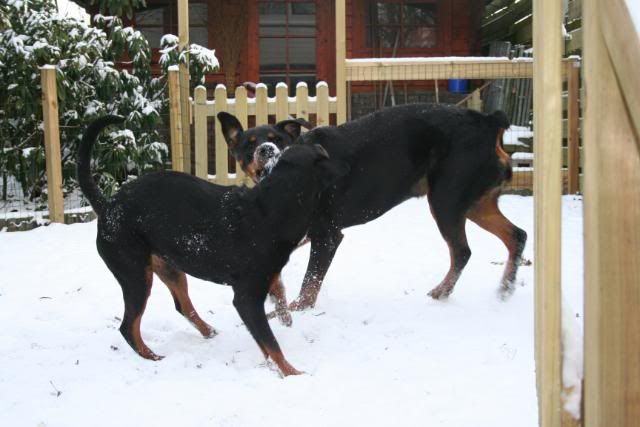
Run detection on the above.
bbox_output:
[77,115,348,376]
[218,104,528,313]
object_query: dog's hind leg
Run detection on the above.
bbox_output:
[289,229,344,311]
[467,189,527,299]
[427,187,473,299]
[151,255,217,338]
[233,288,302,377]
[267,273,293,327]
[99,245,162,360]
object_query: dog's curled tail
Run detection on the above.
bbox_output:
[77,115,125,216]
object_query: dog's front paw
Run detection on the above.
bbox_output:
[497,280,516,301]
[427,285,452,300]
[288,298,315,312]
[276,310,293,327]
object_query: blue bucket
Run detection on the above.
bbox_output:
[448,79,469,94]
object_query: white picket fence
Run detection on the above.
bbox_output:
[191,81,337,185]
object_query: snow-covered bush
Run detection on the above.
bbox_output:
[0,0,218,203]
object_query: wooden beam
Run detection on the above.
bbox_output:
[193,85,208,180]
[178,0,191,173]
[533,0,563,426]
[599,0,640,153]
[40,66,64,224]
[335,0,347,124]
[167,67,184,173]
[583,0,640,425]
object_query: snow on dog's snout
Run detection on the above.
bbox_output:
[254,142,281,181]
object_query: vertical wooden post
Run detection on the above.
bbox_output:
[533,0,563,426]
[214,84,229,185]
[167,66,184,173]
[178,0,191,173]
[40,66,64,224]
[583,0,640,425]
[316,82,330,127]
[296,82,310,128]
[566,59,580,194]
[234,85,248,185]
[255,83,268,126]
[335,0,347,124]
[193,85,208,180]
[275,83,288,122]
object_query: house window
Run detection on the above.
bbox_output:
[134,2,208,49]
[366,0,439,49]
[258,1,317,95]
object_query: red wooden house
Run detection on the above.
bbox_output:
[123,0,487,115]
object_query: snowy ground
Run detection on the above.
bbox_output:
[0,195,584,427]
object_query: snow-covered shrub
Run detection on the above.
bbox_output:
[0,0,219,204]
[158,34,220,90]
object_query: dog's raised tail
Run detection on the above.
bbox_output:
[77,115,125,216]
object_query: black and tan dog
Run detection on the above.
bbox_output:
[78,116,347,376]
[218,104,527,311]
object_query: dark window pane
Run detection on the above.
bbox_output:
[139,27,164,48]
[374,3,400,25]
[402,26,436,47]
[136,7,164,26]
[189,3,208,26]
[259,2,286,15]
[289,38,316,69]
[259,38,287,70]
[292,2,315,15]
[371,26,400,48]
[190,27,208,47]
[403,3,437,26]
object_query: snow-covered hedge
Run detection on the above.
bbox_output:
[0,0,218,204]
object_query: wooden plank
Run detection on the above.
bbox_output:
[255,83,268,126]
[40,66,64,224]
[275,83,288,122]
[583,0,640,425]
[234,86,248,185]
[345,58,574,82]
[295,82,310,128]
[533,0,564,426]
[178,0,190,173]
[214,84,229,185]
[193,86,208,180]
[567,59,581,194]
[316,82,330,127]
[335,0,347,124]
[599,0,640,152]
[167,68,184,173]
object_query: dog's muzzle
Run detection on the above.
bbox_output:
[254,142,281,182]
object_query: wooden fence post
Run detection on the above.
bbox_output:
[255,83,268,126]
[193,86,208,179]
[40,66,64,224]
[566,58,580,194]
[214,84,229,185]
[583,0,640,425]
[275,83,288,122]
[335,0,347,124]
[532,0,564,425]
[296,82,310,126]
[167,66,184,173]
[316,82,329,127]
[178,0,191,173]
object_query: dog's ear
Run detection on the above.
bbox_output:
[313,144,329,160]
[217,112,244,150]
[275,118,313,140]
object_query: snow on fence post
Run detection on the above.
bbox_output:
[316,82,330,127]
[233,85,248,185]
[40,66,64,224]
[194,85,208,180]
[167,66,184,173]
[214,84,230,185]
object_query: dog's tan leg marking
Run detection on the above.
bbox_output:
[264,345,304,377]
[427,234,467,300]
[128,266,163,361]
[151,255,217,338]
[467,189,526,297]
[267,273,293,327]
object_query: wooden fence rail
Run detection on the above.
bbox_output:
[182,77,337,185]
